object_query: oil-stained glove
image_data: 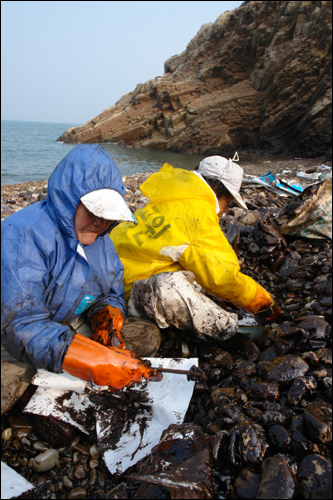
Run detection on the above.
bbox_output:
[90,305,126,349]
[62,333,163,390]
[257,299,280,323]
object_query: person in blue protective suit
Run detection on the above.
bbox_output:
[1,145,161,390]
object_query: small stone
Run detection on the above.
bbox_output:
[206,367,223,382]
[268,425,291,450]
[74,464,86,479]
[89,468,97,485]
[71,436,80,447]
[236,389,248,404]
[96,489,106,498]
[66,466,75,479]
[315,348,332,365]
[250,381,280,400]
[244,340,261,361]
[36,475,50,484]
[262,411,287,426]
[233,360,256,380]
[79,454,89,465]
[320,296,332,307]
[98,471,108,488]
[263,402,281,411]
[89,459,99,469]
[246,407,263,420]
[12,438,21,450]
[163,339,174,349]
[234,468,260,499]
[298,454,332,499]
[262,355,309,383]
[287,376,317,405]
[68,487,87,499]
[303,401,332,443]
[32,449,59,472]
[10,416,34,430]
[181,341,190,358]
[63,475,74,488]
[256,456,297,499]
[73,443,90,455]
[302,351,320,365]
[207,430,229,465]
[89,444,100,460]
[73,451,79,463]
[1,428,12,440]
[33,441,50,452]
[210,387,235,406]
[60,448,73,458]
[16,428,31,440]
[206,422,221,434]
[18,456,29,467]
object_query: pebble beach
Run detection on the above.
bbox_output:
[1,155,332,499]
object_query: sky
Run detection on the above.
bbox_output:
[1,1,243,125]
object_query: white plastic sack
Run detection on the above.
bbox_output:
[275,178,332,239]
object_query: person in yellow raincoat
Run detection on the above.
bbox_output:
[110,155,278,342]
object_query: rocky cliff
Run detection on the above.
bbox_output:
[58,0,332,157]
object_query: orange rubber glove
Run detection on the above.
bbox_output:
[90,305,126,349]
[257,299,280,323]
[62,333,162,390]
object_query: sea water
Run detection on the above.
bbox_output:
[1,120,206,186]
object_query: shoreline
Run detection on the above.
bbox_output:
[1,155,331,188]
[1,156,331,222]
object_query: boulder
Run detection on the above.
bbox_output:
[57,1,332,157]
[1,359,35,414]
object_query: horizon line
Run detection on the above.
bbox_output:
[1,118,80,125]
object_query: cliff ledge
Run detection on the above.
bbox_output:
[58,0,332,157]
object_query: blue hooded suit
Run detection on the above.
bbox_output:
[1,145,126,372]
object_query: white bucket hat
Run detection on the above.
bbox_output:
[80,189,137,223]
[198,152,247,210]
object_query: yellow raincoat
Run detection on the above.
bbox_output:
[110,163,273,313]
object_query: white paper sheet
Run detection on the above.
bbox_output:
[1,462,34,499]
[24,358,198,475]
[30,369,109,393]
[100,358,198,475]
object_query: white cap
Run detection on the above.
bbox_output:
[198,153,247,210]
[80,189,137,223]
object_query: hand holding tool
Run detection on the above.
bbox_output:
[62,333,162,390]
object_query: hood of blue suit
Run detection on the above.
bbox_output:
[46,145,125,248]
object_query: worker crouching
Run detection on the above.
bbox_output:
[1,144,162,390]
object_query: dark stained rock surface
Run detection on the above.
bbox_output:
[303,400,332,444]
[256,455,298,499]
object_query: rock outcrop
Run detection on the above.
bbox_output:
[58,1,332,157]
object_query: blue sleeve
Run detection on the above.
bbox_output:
[86,244,127,321]
[1,233,75,373]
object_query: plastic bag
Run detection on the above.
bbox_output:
[275,178,332,239]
